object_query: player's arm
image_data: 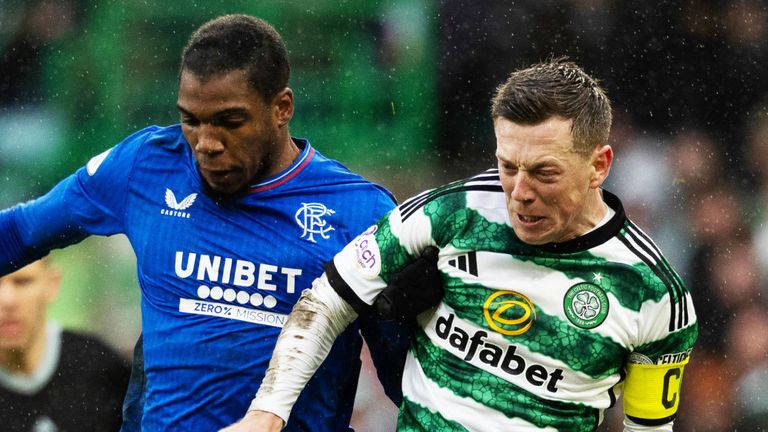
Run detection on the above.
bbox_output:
[0,130,150,275]
[622,287,697,431]
[220,248,442,432]
[0,165,124,275]
[341,194,445,406]
[621,356,690,431]
[0,177,91,274]
[370,246,442,321]
[356,246,442,404]
[219,274,357,432]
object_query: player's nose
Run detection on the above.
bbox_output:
[195,125,225,155]
[0,283,19,307]
[510,174,535,203]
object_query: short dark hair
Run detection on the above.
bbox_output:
[180,14,290,102]
[491,59,612,155]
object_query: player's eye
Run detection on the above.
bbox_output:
[536,170,559,182]
[213,118,244,129]
[181,116,199,126]
[500,163,517,174]
[12,276,34,287]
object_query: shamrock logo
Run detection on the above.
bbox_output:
[573,291,601,319]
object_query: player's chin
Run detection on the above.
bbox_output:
[203,173,247,196]
[209,182,239,195]
[512,221,552,245]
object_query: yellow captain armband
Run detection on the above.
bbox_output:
[623,356,690,426]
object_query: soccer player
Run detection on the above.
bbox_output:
[0,258,130,431]
[225,60,698,431]
[0,14,423,431]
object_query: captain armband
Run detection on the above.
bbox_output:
[623,356,690,426]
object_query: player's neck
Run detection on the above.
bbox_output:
[589,190,610,225]
[271,134,301,176]
[575,190,610,237]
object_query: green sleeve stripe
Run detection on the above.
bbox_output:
[374,214,415,282]
[634,324,698,361]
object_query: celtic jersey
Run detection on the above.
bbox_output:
[0,125,406,431]
[327,169,698,431]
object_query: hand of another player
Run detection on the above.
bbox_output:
[372,246,443,321]
[218,410,284,432]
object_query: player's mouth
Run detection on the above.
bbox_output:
[204,169,233,183]
[200,165,241,185]
[199,166,248,195]
[516,213,545,226]
[0,320,24,338]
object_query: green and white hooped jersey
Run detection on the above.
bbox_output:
[328,169,698,431]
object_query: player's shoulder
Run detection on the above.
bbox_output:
[604,216,695,334]
[615,219,686,289]
[100,124,184,162]
[307,145,373,183]
[127,124,185,151]
[79,124,186,181]
[303,143,395,202]
[396,168,505,221]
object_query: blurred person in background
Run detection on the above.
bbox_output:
[674,354,734,431]
[743,100,768,283]
[677,302,768,431]
[601,112,671,242]
[0,258,130,431]
[0,14,443,431]
[661,129,725,277]
[685,183,750,353]
[727,304,768,430]
[226,59,698,432]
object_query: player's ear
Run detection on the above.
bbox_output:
[273,88,294,127]
[589,145,613,189]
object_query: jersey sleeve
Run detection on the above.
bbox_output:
[343,186,416,405]
[623,283,698,427]
[0,127,154,274]
[326,189,441,312]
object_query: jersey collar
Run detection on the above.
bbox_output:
[535,190,626,254]
[248,138,314,194]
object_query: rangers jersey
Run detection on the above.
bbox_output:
[0,125,403,431]
[327,169,698,431]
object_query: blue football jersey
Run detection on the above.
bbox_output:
[0,125,402,431]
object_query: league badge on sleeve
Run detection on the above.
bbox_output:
[351,225,381,278]
[86,147,114,176]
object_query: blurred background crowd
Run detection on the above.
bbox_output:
[1,0,767,430]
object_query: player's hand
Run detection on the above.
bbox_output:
[218,410,284,432]
[372,246,443,321]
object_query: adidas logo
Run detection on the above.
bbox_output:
[447,251,478,276]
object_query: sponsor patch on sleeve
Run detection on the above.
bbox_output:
[351,225,382,279]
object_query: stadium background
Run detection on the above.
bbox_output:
[1,0,767,430]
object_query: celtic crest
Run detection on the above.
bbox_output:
[563,283,609,329]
